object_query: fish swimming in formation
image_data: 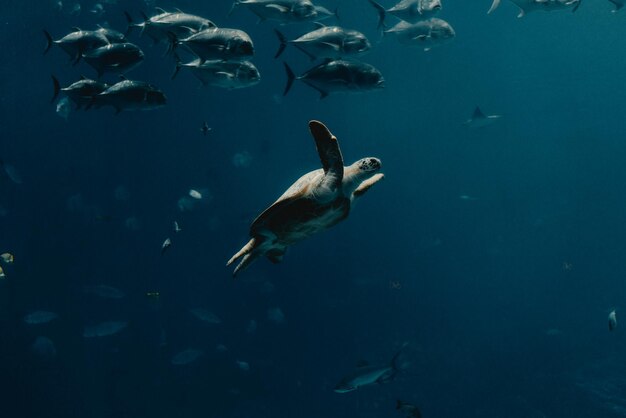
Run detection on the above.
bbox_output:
[125,8,216,44]
[487,0,581,17]
[171,348,203,365]
[86,79,166,114]
[169,28,254,63]
[369,0,442,28]
[230,0,320,23]
[173,58,261,89]
[82,43,144,78]
[283,59,385,98]
[334,344,408,393]
[83,321,128,337]
[82,284,126,299]
[43,28,109,63]
[464,106,502,129]
[189,307,222,324]
[397,400,422,418]
[275,26,371,60]
[384,18,455,51]
[609,309,617,331]
[23,311,59,325]
[51,76,109,108]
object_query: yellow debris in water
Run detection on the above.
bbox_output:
[0,253,13,264]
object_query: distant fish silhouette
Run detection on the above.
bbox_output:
[464,106,501,129]
[200,121,212,136]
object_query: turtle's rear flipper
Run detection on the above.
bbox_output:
[227,238,258,277]
[352,173,384,199]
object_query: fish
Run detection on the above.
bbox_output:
[43,28,109,63]
[369,0,442,28]
[82,43,144,78]
[397,400,422,418]
[464,106,502,129]
[169,28,254,63]
[174,221,182,233]
[334,344,408,393]
[1,253,14,264]
[487,0,581,17]
[200,122,212,136]
[283,59,385,99]
[189,307,222,324]
[124,9,216,44]
[82,284,126,299]
[172,58,260,89]
[146,291,160,299]
[609,309,617,331]
[274,26,371,60]
[171,348,203,365]
[189,189,203,199]
[0,266,5,279]
[83,321,128,337]
[0,160,23,184]
[23,311,59,325]
[384,18,455,51]
[608,0,625,12]
[230,0,319,23]
[86,79,166,114]
[161,238,172,255]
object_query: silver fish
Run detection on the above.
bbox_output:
[609,309,617,331]
[334,344,407,393]
[384,18,455,51]
[487,0,581,17]
[43,29,109,62]
[83,321,128,337]
[125,8,216,44]
[369,0,442,28]
[82,43,144,78]
[95,27,127,43]
[275,26,371,60]
[230,0,320,23]
[51,76,109,108]
[464,106,502,129]
[23,311,59,325]
[173,58,260,89]
[87,80,166,114]
[171,28,254,63]
[283,59,384,99]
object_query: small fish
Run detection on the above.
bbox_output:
[384,18,455,51]
[1,253,14,264]
[0,266,5,279]
[189,189,203,200]
[200,122,212,136]
[464,106,502,129]
[173,58,261,89]
[161,238,172,255]
[369,0,442,28]
[174,221,182,233]
[23,311,59,325]
[146,291,160,299]
[397,400,422,418]
[334,344,408,393]
[189,307,222,324]
[83,284,125,299]
[236,360,250,371]
[609,309,617,331]
[83,321,128,337]
[171,348,203,365]
[488,0,581,17]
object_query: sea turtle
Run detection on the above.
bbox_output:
[227,120,384,277]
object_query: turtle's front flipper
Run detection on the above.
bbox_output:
[352,173,384,199]
[309,120,344,190]
[227,238,258,277]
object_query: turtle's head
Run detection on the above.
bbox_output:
[356,157,382,173]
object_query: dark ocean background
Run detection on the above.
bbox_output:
[3,0,626,416]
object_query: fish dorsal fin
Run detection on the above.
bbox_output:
[155,7,167,14]
[313,22,325,29]
[309,120,344,188]
[472,106,485,120]
[80,75,87,80]
[72,26,82,32]
[119,75,127,81]
[175,8,184,13]
[356,360,369,368]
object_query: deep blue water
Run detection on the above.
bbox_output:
[3,0,626,416]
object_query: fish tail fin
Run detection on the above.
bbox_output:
[171,54,182,80]
[43,30,53,54]
[274,29,287,59]
[166,31,178,55]
[390,342,409,373]
[51,75,60,103]
[283,62,295,96]
[227,238,257,278]
[487,0,501,14]
[333,6,340,21]
[124,11,137,36]
[368,0,386,29]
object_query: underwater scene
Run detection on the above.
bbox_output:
[4,0,626,416]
